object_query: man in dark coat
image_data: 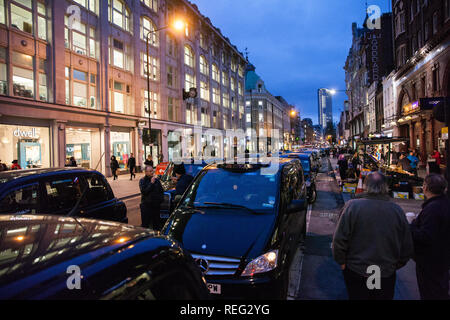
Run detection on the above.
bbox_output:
[173,163,194,197]
[333,172,413,300]
[139,165,164,230]
[410,173,450,300]
[398,153,413,173]
[128,153,136,180]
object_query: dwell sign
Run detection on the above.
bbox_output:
[13,127,39,139]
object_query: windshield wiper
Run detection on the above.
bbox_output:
[200,202,260,214]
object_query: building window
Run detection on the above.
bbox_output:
[186,104,196,125]
[432,12,438,35]
[0,62,6,95]
[66,68,97,109]
[223,113,228,129]
[238,64,244,78]
[199,33,207,50]
[141,52,159,81]
[74,0,98,14]
[11,0,33,34]
[166,33,177,58]
[184,45,194,68]
[141,16,158,47]
[143,90,158,119]
[200,81,209,101]
[231,58,237,73]
[222,71,229,87]
[108,0,131,32]
[167,65,176,88]
[12,52,33,98]
[65,17,96,58]
[199,55,209,76]
[238,81,243,96]
[432,67,439,92]
[0,0,5,24]
[141,0,158,12]
[110,38,131,70]
[424,21,429,41]
[168,97,174,121]
[37,2,47,41]
[201,108,210,127]
[231,77,236,91]
[212,64,219,82]
[184,73,195,91]
[223,92,229,108]
[212,87,220,105]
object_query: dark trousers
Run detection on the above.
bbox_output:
[343,268,396,300]
[130,166,136,179]
[140,202,161,230]
[416,264,450,300]
[112,169,118,180]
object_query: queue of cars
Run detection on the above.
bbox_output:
[0,149,322,300]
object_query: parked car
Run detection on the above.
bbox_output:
[300,150,321,173]
[163,158,308,299]
[0,168,127,223]
[0,215,209,300]
[282,153,317,203]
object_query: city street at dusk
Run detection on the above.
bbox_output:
[0,0,448,313]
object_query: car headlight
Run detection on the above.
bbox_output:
[241,250,278,277]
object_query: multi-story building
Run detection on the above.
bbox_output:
[381,71,397,137]
[0,0,247,174]
[244,63,292,153]
[391,0,449,165]
[301,118,314,144]
[317,88,332,130]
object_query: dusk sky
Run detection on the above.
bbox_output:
[192,0,392,125]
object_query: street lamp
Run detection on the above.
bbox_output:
[145,18,185,162]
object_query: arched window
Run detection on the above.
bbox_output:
[212,64,219,82]
[184,45,195,68]
[108,0,131,32]
[141,16,158,46]
[199,55,209,75]
[141,0,158,12]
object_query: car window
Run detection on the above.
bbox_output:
[0,183,40,214]
[84,174,112,205]
[44,176,84,212]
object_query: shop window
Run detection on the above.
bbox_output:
[11,1,33,34]
[111,131,131,169]
[0,183,40,214]
[141,52,159,81]
[141,16,158,46]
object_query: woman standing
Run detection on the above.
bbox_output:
[110,156,119,180]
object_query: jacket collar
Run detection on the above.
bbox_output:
[355,193,391,201]
[422,194,447,208]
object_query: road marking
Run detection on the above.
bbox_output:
[306,204,312,232]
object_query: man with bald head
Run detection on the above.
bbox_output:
[332,171,414,300]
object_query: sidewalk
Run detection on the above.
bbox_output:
[107,173,144,200]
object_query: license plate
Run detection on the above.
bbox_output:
[207,283,221,295]
[160,214,169,219]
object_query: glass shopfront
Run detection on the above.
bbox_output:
[66,127,101,169]
[0,124,51,169]
[111,131,131,169]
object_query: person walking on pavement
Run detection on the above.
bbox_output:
[128,153,136,180]
[337,154,348,182]
[172,163,194,197]
[110,156,119,180]
[144,155,154,168]
[351,152,361,179]
[410,173,450,300]
[428,149,441,174]
[139,165,164,230]
[332,172,414,300]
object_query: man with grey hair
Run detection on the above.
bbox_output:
[410,173,450,300]
[332,171,414,300]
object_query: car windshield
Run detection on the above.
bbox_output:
[180,168,278,212]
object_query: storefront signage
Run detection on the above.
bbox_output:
[402,101,419,115]
[13,127,39,139]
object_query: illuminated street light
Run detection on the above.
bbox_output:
[290,110,297,117]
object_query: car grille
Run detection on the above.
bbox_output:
[191,253,241,276]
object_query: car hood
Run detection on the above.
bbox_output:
[166,209,276,260]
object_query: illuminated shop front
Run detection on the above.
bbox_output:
[66,127,101,169]
[0,124,51,169]
[110,131,131,169]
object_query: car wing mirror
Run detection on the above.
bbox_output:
[287,199,306,214]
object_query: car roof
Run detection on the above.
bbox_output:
[204,157,298,171]
[281,153,311,160]
[0,215,179,298]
